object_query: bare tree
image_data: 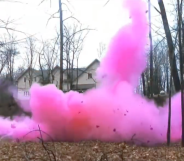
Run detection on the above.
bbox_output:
[59,0,64,90]
[35,37,59,85]
[176,0,184,147]
[158,0,181,92]
[148,0,154,98]
[62,23,93,91]
[141,38,169,99]
[0,41,8,75]
[1,35,19,82]
[23,37,37,86]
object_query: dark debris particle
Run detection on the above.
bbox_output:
[161,133,162,136]
[81,101,83,103]
[102,74,107,78]
[11,124,16,128]
[78,112,81,114]
[113,129,116,132]
[126,110,129,113]
[16,139,20,143]
[117,108,119,110]
[147,140,150,143]
[150,127,153,130]
[96,125,100,128]
[124,114,126,116]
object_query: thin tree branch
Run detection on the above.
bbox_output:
[103,0,110,7]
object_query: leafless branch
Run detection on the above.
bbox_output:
[21,125,56,161]
[0,0,27,4]
[103,0,110,7]
[37,125,56,161]
[63,16,81,24]
[38,0,45,6]
[152,5,161,14]
[46,10,59,26]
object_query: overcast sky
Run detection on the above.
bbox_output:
[0,0,174,68]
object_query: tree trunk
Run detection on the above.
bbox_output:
[76,57,79,91]
[70,51,75,90]
[38,53,44,83]
[177,0,184,147]
[59,0,63,90]
[158,0,181,92]
[148,0,153,98]
[166,65,169,93]
[66,54,69,91]
[182,21,184,64]
[141,73,146,96]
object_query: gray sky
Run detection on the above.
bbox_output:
[0,0,174,68]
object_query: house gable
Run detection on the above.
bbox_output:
[72,59,100,89]
[17,68,40,90]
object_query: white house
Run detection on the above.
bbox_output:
[15,59,100,99]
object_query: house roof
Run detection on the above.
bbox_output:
[15,68,35,82]
[16,59,100,82]
[15,68,49,82]
[64,68,86,81]
[73,59,100,82]
[51,66,86,81]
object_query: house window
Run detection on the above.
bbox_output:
[34,77,36,82]
[24,91,29,96]
[88,73,92,79]
[24,77,26,82]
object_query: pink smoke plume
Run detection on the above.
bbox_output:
[0,0,182,146]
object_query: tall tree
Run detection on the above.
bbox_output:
[59,0,63,90]
[177,0,184,147]
[0,41,7,75]
[2,35,19,82]
[24,37,37,86]
[63,23,92,91]
[148,0,153,98]
[158,0,181,92]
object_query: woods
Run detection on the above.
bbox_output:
[136,0,184,146]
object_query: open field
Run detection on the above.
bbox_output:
[0,141,183,161]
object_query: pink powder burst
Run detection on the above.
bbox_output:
[0,0,182,146]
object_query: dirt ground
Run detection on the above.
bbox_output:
[0,141,183,161]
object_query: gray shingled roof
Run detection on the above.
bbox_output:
[63,68,86,81]
[16,59,100,83]
[72,59,100,82]
[16,67,86,83]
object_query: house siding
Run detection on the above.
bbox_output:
[52,69,68,91]
[17,72,41,99]
[16,59,100,98]
[73,61,99,87]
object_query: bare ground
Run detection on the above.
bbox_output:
[0,140,183,161]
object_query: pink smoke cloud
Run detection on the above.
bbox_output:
[0,0,182,146]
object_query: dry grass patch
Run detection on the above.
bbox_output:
[0,141,183,161]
